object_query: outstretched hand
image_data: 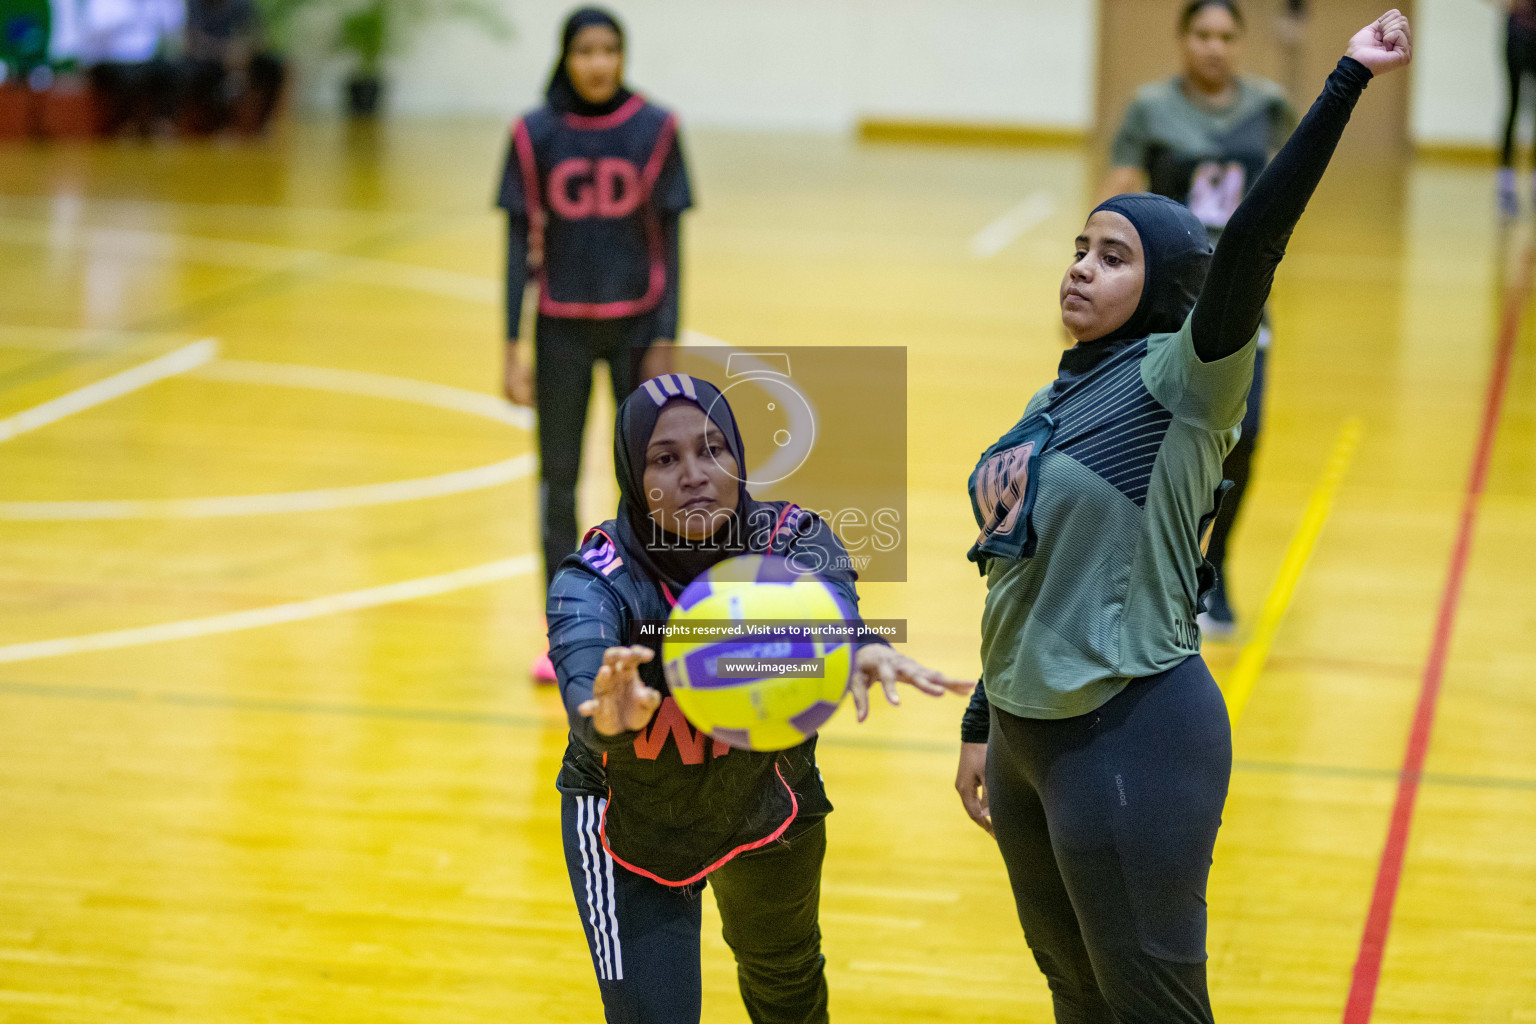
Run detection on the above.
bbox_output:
[1346,10,1411,76]
[578,646,662,736]
[847,646,974,723]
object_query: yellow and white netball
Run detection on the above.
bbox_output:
[662,555,855,751]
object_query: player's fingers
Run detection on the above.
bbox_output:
[906,666,975,696]
[592,664,614,695]
[889,659,942,695]
[878,660,900,706]
[628,684,661,727]
[630,646,655,663]
[848,676,870,723]
[908,674,948,697]
[958,780,992,835]
[577,699,598,718]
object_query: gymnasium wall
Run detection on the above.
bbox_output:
[1410,0,1504,148]
[289,0,1099,131]
[288,0,1507,149]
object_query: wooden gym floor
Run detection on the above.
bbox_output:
[0,121,1531,1022]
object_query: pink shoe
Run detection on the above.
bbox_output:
[531,649,557,684]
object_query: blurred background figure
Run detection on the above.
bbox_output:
[176,0,284,134]
[80,0,181,136]
[1099,0,1295,639]
[497,6,693,681]
[1495,0,1536,215]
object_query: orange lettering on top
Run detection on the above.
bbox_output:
[633,698,730,764]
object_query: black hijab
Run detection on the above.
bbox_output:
[1089,192,1212,343]
[546,7,634,117]
[613,374,752,593]
[1054,192,1212,393]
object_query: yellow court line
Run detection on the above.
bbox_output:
[1223,417,1364,725]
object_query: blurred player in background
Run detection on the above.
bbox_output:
[1099,0,1296,637]
[1491,0,1536,215]
[550,374,969,1024]
[496,6,693,680]
[81,0,183,136]
[177,0,284,135]
[958,12,1410,1021]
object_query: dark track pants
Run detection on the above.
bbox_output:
[986,656,1232,1023]
[1505,16,1536,167]
[561,793,829,1024]
[535,314,654,587]
[1204,345,1267,583]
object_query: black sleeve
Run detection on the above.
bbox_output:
[505,212,530,341]
[654,211,681,342]
[547,564,641,753]
[960,676,990,744]
[1191,57,1372,362]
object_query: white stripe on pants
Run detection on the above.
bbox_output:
[578,795,624,982]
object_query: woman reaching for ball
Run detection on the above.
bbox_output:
[547,372,970,1024]
[953,13,1410,1023]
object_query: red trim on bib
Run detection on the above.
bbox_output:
[599,763,799,887]
[561,93,646,131]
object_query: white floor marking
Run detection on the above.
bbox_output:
[0,325,179,352]
[0,358,535,520]
[0,339,218,444]
[0,554,537,665]
[0,456,537,520]
[0,216,499,304]
[969,190,1056,259]
[194,360,532,430]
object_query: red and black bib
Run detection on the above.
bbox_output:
[501,96,689,319]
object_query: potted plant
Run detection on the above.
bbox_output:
[338,0,386,115]
[259,0,509,117]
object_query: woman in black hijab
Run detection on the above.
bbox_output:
[497,8,694,681]
[954,13,1410,1023]
[547,373,970,1024]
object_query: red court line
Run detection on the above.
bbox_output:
[1341,241,1535,1024]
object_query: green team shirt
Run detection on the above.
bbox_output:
[978,313,1256,719]
[1111,76,1295,238]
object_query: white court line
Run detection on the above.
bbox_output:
[0,339,217,443]
[0,456,537,520]
[0,217,499,304]
[969,190,1056,259]
[0,554,537,665]
[194,359,532,429]
[0,325,177,352]
[0,358,535,520]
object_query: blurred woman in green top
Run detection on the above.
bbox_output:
[1101,0,1297,637]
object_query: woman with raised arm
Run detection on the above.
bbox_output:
[955,13,1411,1022]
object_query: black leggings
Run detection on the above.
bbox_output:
[563,794,829,1024]
[986,656,1232,1023]
[535,314,654,586]
[1204,345,1267,580]
[1504,17,1536,167]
